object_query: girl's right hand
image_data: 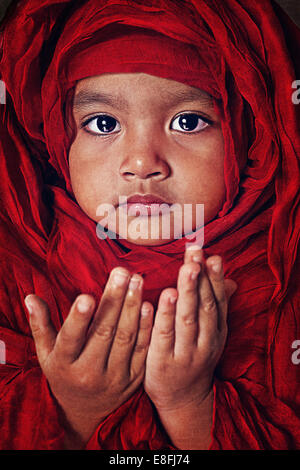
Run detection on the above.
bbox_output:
[25,268,154,448]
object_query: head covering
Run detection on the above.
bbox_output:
[0,0,299,450]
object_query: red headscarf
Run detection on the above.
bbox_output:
[0,0,299,450]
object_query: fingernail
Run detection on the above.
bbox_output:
[77,297,92,313]
[186,244,201,251]
[24,297,33,315]
[141,304,152,316]
[128,275,142,291]
[211,260,221,273]
[113,269,129,287]
[169,295,177,304]
[186,244,202,263]
[186,244,201,252]
[190,265,201,281]
[190,271,199,281]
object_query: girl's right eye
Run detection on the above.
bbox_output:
[82,114,121,135]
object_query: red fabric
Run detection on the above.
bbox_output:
[0,0,299,450]
[67,27,222,98]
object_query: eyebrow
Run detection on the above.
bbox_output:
[165,89,214,109]
[74,91,128,110]
[73,88,214,111]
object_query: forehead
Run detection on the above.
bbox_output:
[73,73,214,110]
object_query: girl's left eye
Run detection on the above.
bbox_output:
[83,114,121,135]
[170,113,210,133]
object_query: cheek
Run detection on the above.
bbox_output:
[202,135,226,205]
[202,135,226,216]
[180,131,225,200]
[68,140,111,220]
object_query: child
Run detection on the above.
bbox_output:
[0,0,299,450]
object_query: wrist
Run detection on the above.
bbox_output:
[152,378,213,414]
[154,387,214,450]
[60,406,107,449]
[155,386,213,415]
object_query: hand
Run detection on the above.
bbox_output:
[144,245,237,413]
[25,268,154,447]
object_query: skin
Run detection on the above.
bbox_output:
[25,73,237,449]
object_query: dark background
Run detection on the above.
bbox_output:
[277,0,300,25]
[0,0,299,25]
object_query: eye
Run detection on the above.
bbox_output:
[83,114,121,135]
[170,113,210,133]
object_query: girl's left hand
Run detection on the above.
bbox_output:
[144,246,237,413]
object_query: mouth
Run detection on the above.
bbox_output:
[118,194,172,216]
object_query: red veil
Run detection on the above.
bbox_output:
[0,0,299,450]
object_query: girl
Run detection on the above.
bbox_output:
[0,0,299,450]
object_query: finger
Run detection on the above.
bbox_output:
[174,262,201,358]
[54,294,95,363]
[184,244,204,265]
[223,279,238,325]
[225,279,238,299]
[206,257,237,332]
[108,273,144,373]
[148,288,177,357]
[197,261,219,345]
[25,294,56,367]
[80,267,130,367]
[205,256,227,332]
[130,301,154,375]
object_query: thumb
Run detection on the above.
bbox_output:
[224,279,238,301]
[25,294,57,367]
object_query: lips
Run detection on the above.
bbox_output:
[126,194,169,205]
[118,194,171,216]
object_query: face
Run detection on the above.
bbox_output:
[69,73,226,246]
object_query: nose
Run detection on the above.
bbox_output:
[119,135,171,182]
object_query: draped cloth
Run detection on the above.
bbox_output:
[0,0,299,450]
